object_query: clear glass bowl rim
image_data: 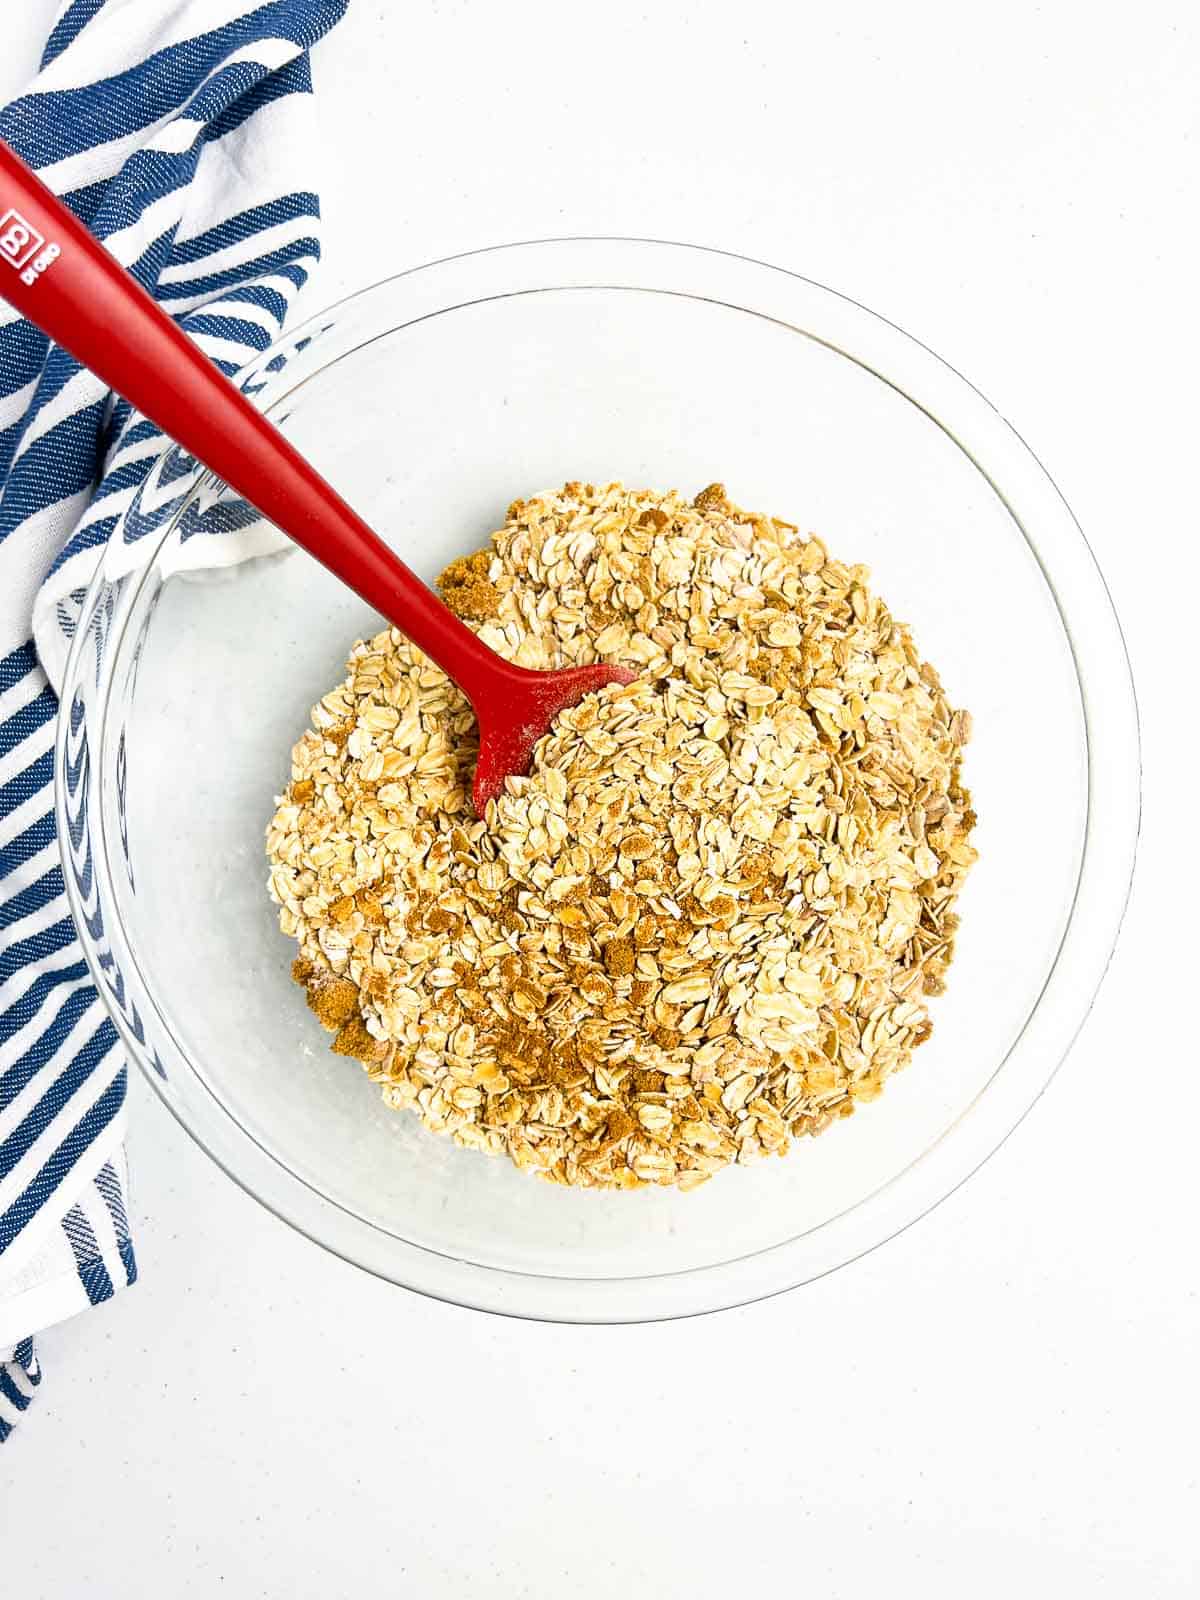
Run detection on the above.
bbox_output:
[56,237,1142,1322]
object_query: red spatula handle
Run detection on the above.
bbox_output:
[0,139,509,707]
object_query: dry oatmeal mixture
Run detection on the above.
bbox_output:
[266,483,977,1190]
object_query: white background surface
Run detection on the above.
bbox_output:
[2,2,1197,1595]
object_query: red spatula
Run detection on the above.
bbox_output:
[0,141,633,811]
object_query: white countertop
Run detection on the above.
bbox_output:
[3,4,1197,1595]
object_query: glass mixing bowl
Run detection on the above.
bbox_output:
[56,239,1140,1321]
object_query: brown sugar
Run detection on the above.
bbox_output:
[484,1016,588,1093]
[738,850,773,887]
[603,1108,637,1146]
[327,894,356,925]
[692,481,728,512]
[424,906,462,936]
[364,971,391,1005]
[512,977,547,1011]
[438,550,501,621]
[355,887,385,924]
[637,506,669,531]
[602,937,636,977]
[330,1014,388,1062]
[303,974,360,1028]
[498,953,523,984]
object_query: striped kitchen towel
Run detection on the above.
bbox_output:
[0,0,347,1442]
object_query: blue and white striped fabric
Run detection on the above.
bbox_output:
[0,0,347,1442]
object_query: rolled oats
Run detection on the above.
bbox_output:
[266,483,977,1190]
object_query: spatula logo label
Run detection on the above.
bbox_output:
[0,209,60,287]
[0,209,43,270]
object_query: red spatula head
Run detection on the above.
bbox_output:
[471,660,637,812]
